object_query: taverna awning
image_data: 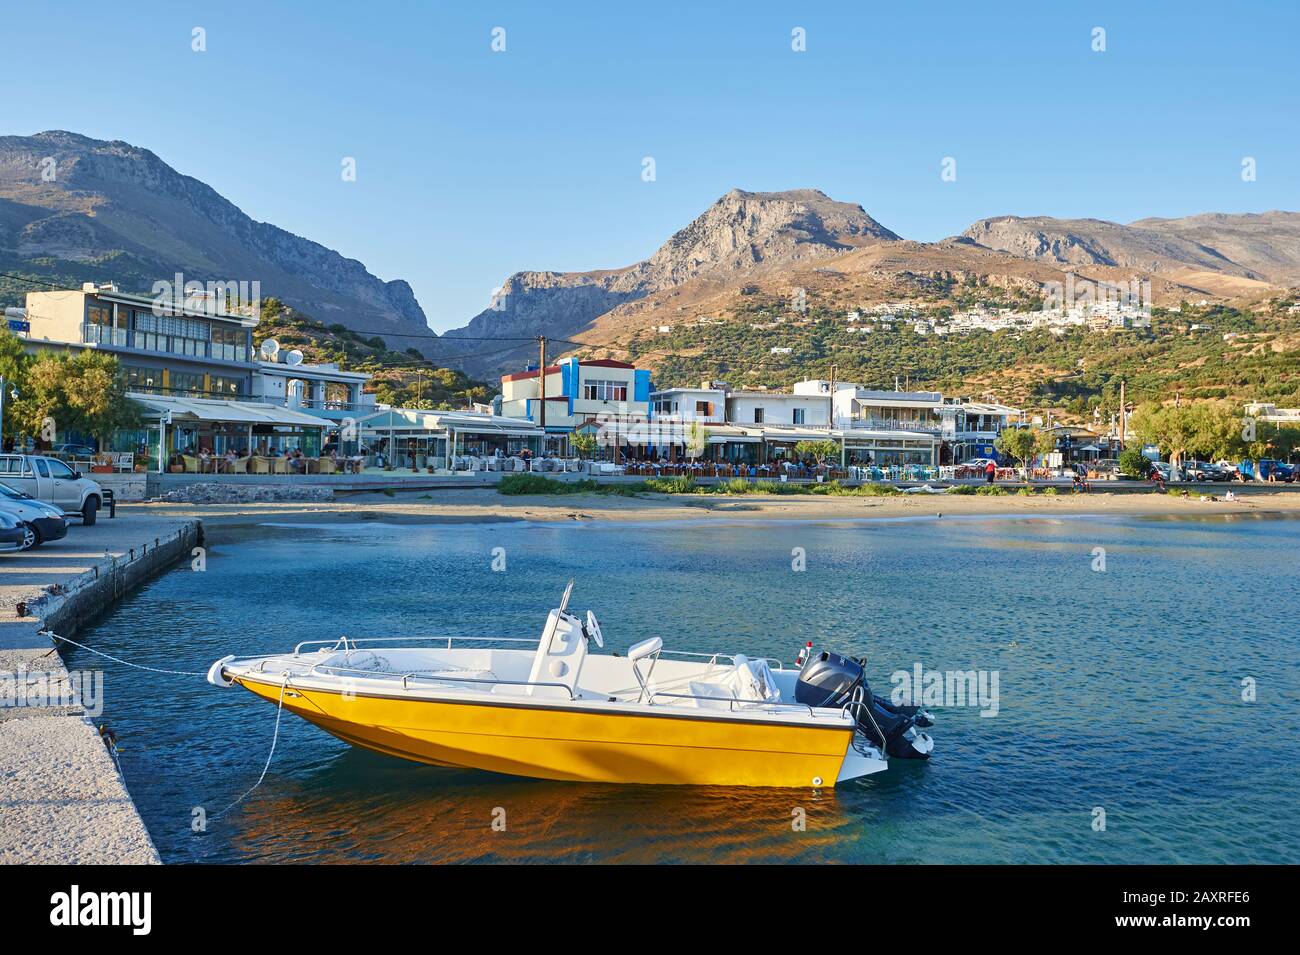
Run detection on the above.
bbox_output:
[358,408,543,437]
[836,428,939,444]
[129,393,335,428]
[705,425,761,444]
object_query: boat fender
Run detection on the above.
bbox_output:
[207,655,236,687]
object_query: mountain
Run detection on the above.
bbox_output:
[0,130,430,339]
[439,188,898,374]
[961,212,1300,290]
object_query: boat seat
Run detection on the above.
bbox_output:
[628,637,662,662]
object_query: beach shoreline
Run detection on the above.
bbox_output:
[128,484,1300,529]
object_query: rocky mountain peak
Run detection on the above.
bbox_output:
[644,188,897,285]
[0,130,432,338]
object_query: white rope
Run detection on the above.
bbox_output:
[211,676,289,821]
[43,631,207,677]
[42,630,291,822]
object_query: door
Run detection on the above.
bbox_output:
[42,457,81,508]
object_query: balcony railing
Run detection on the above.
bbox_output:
[849,416,942,433]
[83,323,128,347]
[283,396,376,413]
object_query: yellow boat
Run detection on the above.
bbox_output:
[208,583,930,787]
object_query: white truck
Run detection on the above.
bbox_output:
[0,454,110,524]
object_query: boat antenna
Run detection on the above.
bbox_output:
[558,579,575,614]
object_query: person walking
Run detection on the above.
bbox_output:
[985,460,996,485]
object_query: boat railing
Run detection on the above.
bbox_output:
[654,649,786,670]
[842,689,888,753]
[292,660,577,700]
[292,635,539,657]
[645,688,853,721]
[291,635,786,671]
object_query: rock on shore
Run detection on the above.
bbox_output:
[152,484,334,504]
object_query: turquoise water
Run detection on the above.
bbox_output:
[67,512,1299,864]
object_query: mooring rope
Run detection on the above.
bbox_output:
[42,629,288,819]
[43,631,207,677]
[211,677,289,821]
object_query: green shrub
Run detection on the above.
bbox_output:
[810,480,851,495]
[855,482,899,496]
[1042,486,1059,495]
[946,484,976,495]
[498,474,597,495]
[644,475,699,494]
[1119,447,1151,478]
[976,484,1008,496]
[718,477,755,495]
[1017,486,1036,496]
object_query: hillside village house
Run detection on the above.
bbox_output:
[16,283,376,466]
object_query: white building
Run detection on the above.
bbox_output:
[650,386,726,423]
[725,390,830,427]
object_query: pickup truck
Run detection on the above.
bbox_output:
[0,454,108,524]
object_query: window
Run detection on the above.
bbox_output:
[582,379,628,402]
[753,407,765,423]
[210,375,243,396]
[211,325,247,362]
[170,372,205,396]
[125,366,162,393]
[695,400,713,417]
[134,312,210,356]
[35,459,49,478]
[793,408,806,425]
[47,459,76,479]
[85,303,127,345]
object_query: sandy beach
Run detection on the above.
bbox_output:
[131,484,1300,528]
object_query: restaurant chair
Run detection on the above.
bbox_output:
[183,455,200,473]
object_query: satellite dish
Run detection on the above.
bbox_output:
[285,349,304,366]
[260,339,280,360]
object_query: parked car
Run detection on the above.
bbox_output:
[53,443,97,459]
[0,454,107,524]
[0,511,32,553]
[1254,459,1295,482]
[0,482,68,548]
[1183,460,1229,481]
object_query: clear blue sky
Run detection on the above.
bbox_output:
[6,1,1298,331]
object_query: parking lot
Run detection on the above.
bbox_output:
[0,509,196,649]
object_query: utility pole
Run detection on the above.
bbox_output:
[828,363,836,426]
[537,336,547,451]
[1119,379,1126,448]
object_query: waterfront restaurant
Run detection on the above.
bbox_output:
[128,393,336,470]
[358,408,543,469]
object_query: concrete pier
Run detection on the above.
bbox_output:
[0,512,201,864]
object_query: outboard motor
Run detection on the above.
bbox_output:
[794,651,935,760]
